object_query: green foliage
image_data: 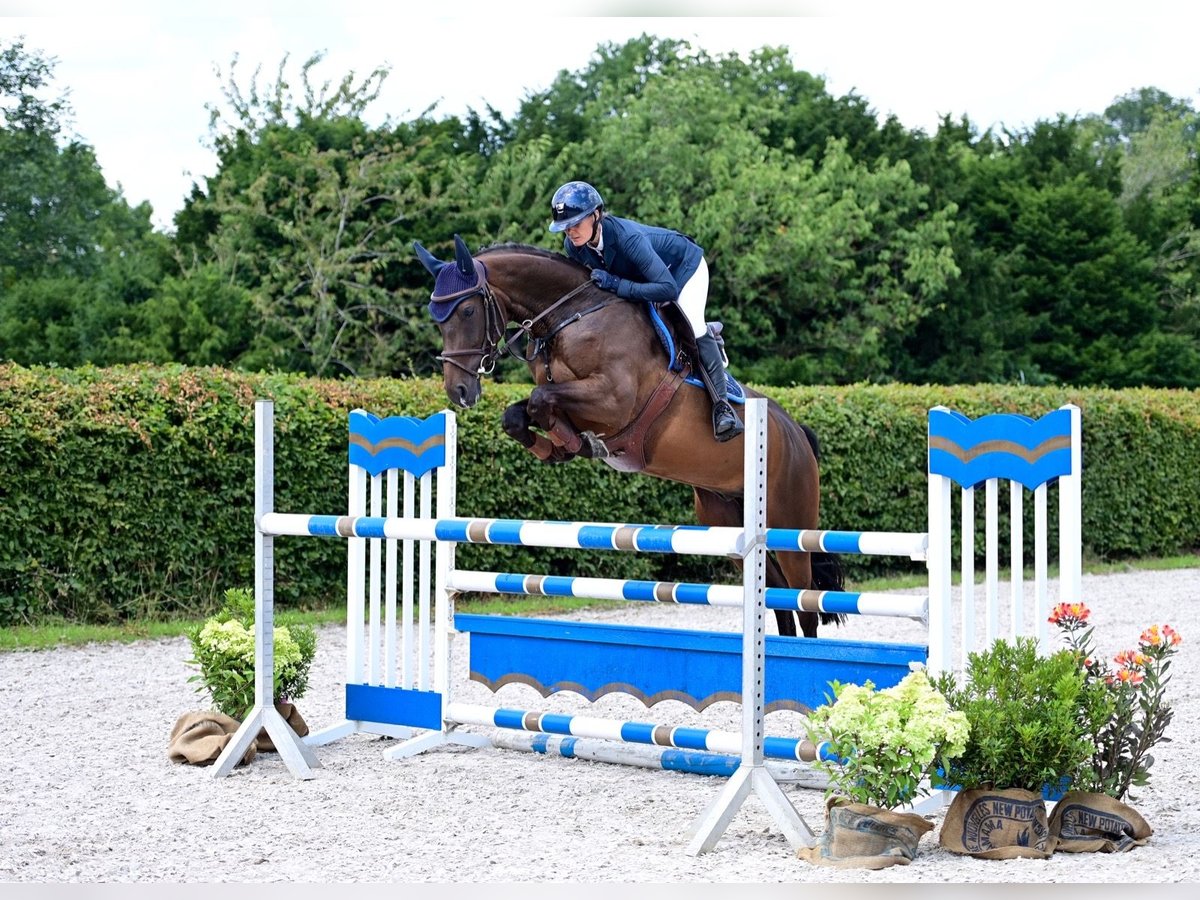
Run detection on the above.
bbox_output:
[3,365,1200,626]
[1,38,160,306]
[185,587,317,719]
[174,50,481,379]
[805,669,970,808]
[5,36,1200,388]
[934,637,1095,792]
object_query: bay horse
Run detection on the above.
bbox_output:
[413,235,844,637]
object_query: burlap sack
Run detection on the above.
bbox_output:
[1048,791,1153,853]
[255,701,309,753]
[167,710,256,767]
[798,798,935,869]
[939,788,1054,859]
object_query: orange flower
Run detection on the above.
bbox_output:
[1052,607,1181,799]
[1049,602,1090,626]
[1113,649,1148,671]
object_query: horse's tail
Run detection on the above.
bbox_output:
[797,419,842,625]
[800,422,821,461]
[812,550,847,628]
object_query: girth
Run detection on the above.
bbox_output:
[599,356,690,473]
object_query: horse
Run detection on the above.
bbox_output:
[413,235,845,638]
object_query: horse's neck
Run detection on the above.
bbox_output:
[491,263,588,329]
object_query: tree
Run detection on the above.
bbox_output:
[1109,93,1200,380]
[1,39,112,287]
[1,38,172,367]
[544,62,959,384]
[176,52,486,377]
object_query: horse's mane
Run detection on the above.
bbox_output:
[478,242,589,274]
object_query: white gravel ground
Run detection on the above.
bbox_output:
[1,568,1197,884]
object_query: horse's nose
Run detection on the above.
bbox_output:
[451,381,481,409]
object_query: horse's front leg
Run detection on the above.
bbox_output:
[526,376,634,460]
[501,399,578,463]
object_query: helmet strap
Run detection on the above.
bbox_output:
[586,211,602,248]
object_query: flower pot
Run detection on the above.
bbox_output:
[1048,791,1153,853]
[939,787,1053,859]
[798,797,935,869]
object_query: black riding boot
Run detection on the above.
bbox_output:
[695,333,744,442]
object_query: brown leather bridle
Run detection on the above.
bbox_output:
[433,279,508,378]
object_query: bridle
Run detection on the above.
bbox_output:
[434,279,509,378]
[436,273,605,381]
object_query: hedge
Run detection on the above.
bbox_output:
[2,363,1198,626]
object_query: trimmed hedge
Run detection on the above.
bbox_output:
[2,363,1198,626]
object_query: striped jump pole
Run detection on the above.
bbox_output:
[486,731,829,786]
[260,513,747,556]
[446,570,928,621]
[446,702,840,764]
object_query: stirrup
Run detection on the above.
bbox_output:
[712,401,744,442]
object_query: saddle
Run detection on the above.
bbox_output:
[594,304,743,473]
[645,303,746,403]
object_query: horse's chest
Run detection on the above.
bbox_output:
[535,329,608,385]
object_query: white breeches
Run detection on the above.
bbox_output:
[676,257,709,338]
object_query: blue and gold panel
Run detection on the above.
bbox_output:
[928,408,1074,490]
[348,410,448,478]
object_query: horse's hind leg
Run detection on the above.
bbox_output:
[693,488,798,637]
[772,550,817,638]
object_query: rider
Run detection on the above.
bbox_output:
[547,180,744,443]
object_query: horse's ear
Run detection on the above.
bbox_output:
[413,241,448,277]
[453,234,474,278]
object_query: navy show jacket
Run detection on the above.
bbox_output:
[562,215,703,304]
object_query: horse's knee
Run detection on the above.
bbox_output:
[526,386,556,427]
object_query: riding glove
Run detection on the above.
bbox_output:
[590,269,620,293]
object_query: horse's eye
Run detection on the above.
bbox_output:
[460,305,475,319]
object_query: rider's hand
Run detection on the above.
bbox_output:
[590,268,620,293]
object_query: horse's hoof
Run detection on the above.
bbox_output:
[580,431,610,459]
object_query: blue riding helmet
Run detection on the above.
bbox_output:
[548,181,604,233]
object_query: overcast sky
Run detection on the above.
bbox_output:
[4,1,1198,231]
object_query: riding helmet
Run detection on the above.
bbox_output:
[548,181,604,232]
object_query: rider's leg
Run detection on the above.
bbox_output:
[678,260,744,443]
[695,332,744,442]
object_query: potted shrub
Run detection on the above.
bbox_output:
[933,635,1094,859]
[1043,602,1179,852]
[184,587,317,751]
[798,668,969,869]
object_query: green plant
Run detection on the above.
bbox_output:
[185,588,317,720]
[805,668,970,809]
[1050,601,1182,800]
[933,635,1094,793]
